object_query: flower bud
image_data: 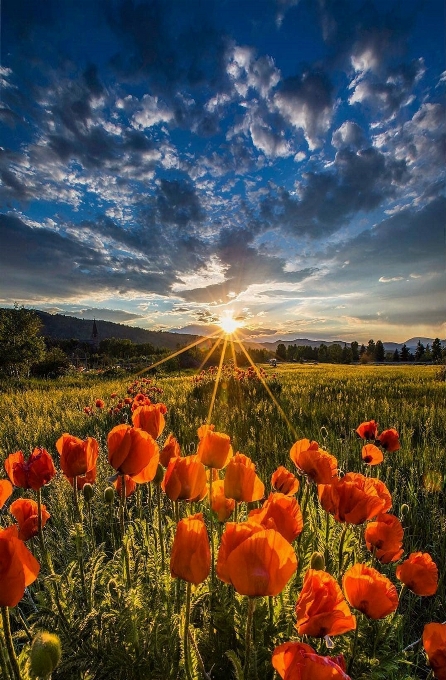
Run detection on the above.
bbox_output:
[82,483,94,502]
[400,503,409,518]
[30,632,62,678]
[310,551,325,571]
[104,486,115,504]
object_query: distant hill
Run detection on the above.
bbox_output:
[257,337,445,352]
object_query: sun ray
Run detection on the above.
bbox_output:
[136,330,223,377]
[196,335,224,374]
[206,336,228,424]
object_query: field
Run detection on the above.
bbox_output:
[0,363,445,679]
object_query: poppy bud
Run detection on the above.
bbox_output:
[310,551,325,571]
[400,503,409,517]
[153,463,165,485]
[30,632,62,678]
[82,483,94,502]
[104,486,115,504]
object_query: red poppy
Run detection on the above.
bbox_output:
[0,526,40,607]
[0,479,13,508]
[396,552,438,596]
[356,420,378,440]
[376,428,400,452]
[361,444,383,466]
[211,479,235,522]
[197,428,233,469]
[113,474,137,498]
[271,466,300,495]
[272,641,351,680]
[132,403,167,440]
[162,455,207,501]
[295,569,356,637]
[343,564,398,619]
[423,623,446,680]
[56,434,99,480]
[364,513,404,563]
[224,453,265,502]
[66,465,97,490]
[290,439,338,484]
[248,493,303,543]
[197,423,215,439]
[160,434,181,468]
[95,399,105,408]
[216,521,297,596]
[4,448,56,490]
[170,513,210,585]
[107,424,159,483]
[318,473,392,524]
[110,392,118,399]
[9,498,50,542]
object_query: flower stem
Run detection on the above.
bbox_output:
[156,484,165,571]
[119,475,126,540]
[347,615,360,675]
[73,476,82,522]
[1,607,22,680]
[183,582,193,680]
[244,597,256,678]
[209,469,215,583]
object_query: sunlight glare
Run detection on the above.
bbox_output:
[218,312,242,335]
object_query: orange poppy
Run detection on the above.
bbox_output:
[113,474,137,497]
[376,428,400,452]
[56,434,99,479]
[4,448,56,490]
[364,513,404,563]
[160,434,181,468]
[224,453,265,502]
[271,466,300,495]
[0,526,40,607]
[423,623,446,680]
[0,479,13,508]
[343,564,398,619]
[66,465,97,490]
[131,393,151,410]
[272,641,350,680]
[161,455,207,501]
[197,428,233,469]
[295,569,356,637]
[170,513,210,585]
[211,479,235,522]
[95,399,105,408]
[318,473,392,524]
[9,498,50,542]
[216,521,297,596]
[107,424,159,482]
[361,444,383,466]
[132,403,167,440]
[197,423,215,439]
[248,493,303,543]
[290,439,338,484]
[356,420,378,440]
[396,552,438,596]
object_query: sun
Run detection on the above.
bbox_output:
[218,312,242,335]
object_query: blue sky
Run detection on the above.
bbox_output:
[1,0,444,342]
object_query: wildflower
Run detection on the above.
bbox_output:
[56,434,99,480]
[356,420,378,440]
[170,513,210,584]
[160,433,181,467]
[4,448,56,490]
[132,403,167,440]
[364,513,404,563]
[271,466,300,495]
[162,455,207,501]
[66,466,97,490]
[113,474,137,497]
[376,428,400,452]
[0,479,13,508]
[396,552,438,596]
[10,498,50,541]
[224,453,265,502]
[290,439,338,484]
[248,493,303,543]
[107,424,159,483]
[361,444,383,466]
[295,569,356,637]
[423,623,446,680]
[197,428,233,469]
[343,564,398,619]
[272,641,350,680]
[0,526,40,607]
[95,399,105,408]
[210,479,235,522]
[318,473,392,524]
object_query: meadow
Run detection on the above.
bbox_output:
[0,363,445,680]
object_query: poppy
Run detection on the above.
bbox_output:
[271,466,300,495]
[131,393,151,410]
[211,479,235,522]
[160,433,181,468]
[107,424,159,483]
[4,448,56,490]
[272,641,351,680]
[0,526,40,607]
[132,403,167,440]
[113,474,137,498]
[248,493,303,543]
[318,473,392,525]
[197,428,233,469]
[66,465,97,490]
[56,434,99,480]
[9,498,50,542]
[361,444,383,466]
[162,455,207,501]
[295,569,356,637]
[216,521,297,596]
[224,453,265,502]
[356,420,378,440]
[290,439,338,484]
[170,513,210,585]
[423,623,446,680]
[376,428,400,452]
[95,399,105,408]
[0,479,13,508]
[343,564,398,619]
[396,552,438,596]
[364,513,404,563]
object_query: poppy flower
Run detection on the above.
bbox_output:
[197,428,233,469]
[170,513,210,585]
[318,473,392,525]
[216,521,297,596]
[66,465,97,491]
[197,423,215,439]
[4,448,56,490]
[211,479,235,522]
[361,444,383,466]
[9,498,50,542]
[107,424,159,483]
[95,399,105,408]
[290,439,338,484]
[423,623,446,680]
[131,393,151,410]
[271,466,300,495]
[224,453,265,502]
[162,455,207,501]
[132,403,167,440]
[56,434,99,480]
[356,420,378,440]
[248,493,303,543]
[0,526,40,607]
[396,552,438,596]
[343,564,398,619]
[376,428,400,452]
[295,569,356,637]
[0,479,13,508]
[160,434,181,468]
[113,474,137,498]
[364,513,404,563]
[272,641,351,680]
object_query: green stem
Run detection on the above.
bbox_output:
[184,582,193,680]
[0,621,13,680]
[75,524,89,610]
[1,607,22,680]
[123,537,132,590]
[244,597,256,678]
[338,524,349,577]
[209,469,215,583]
[73,476,82,522]
[347,615,360,675]
[119,475,126,540]
[157,485,165,571]
[324,511,331,569]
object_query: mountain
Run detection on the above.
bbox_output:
[256,337,445,352]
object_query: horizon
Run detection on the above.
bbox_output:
[1,0,445,344]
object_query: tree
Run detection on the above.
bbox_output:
[375,340,385,362]
[400,344,410,361]
[0,306,46,377]
[350,341,359,362]
[327,343,343,363]
[366,339,376,360]
[276,343,287,360]
[432,338,443,363]
[414,341,425,361]
[393,348,400,362]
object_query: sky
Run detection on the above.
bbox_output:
[1,0,445,343]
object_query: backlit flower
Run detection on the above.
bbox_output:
[211,479,235,522]
[4,448,56,490]
[56,434,99,479]
[0,479,13,508]
[160,434,181,467]
[272,641,351,680]
[423,623,446,680]
[95,399,104,408]
[361,444,383,466]
[376,428,400,452]
[107,424,159,483]
[10,498,50,542]
[248,493,303,543]
[271,466,300,495]
[132,403,167,440]
[356,420,378,440]
[66,466,97,490]
[170,513,210,585]
[364,513,404,563]
[396,552,438,596]
[113,474,137,498]
[290,439,338,484]
[0,526,40,607]
[197,428,233,469]
[224,453,265,502]
[318,473,392,524]
[162,455,207,501]
[295,569,356,637]
[343,564,398,619]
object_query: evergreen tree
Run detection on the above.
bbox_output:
[375,340,385,362]
[276,343,287,360]
[432,338,443,362]
[366,339,376,359]
[350,341,359,361]
[414,341,425,361]
[400,344,410,361]
[393,348,400,362]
